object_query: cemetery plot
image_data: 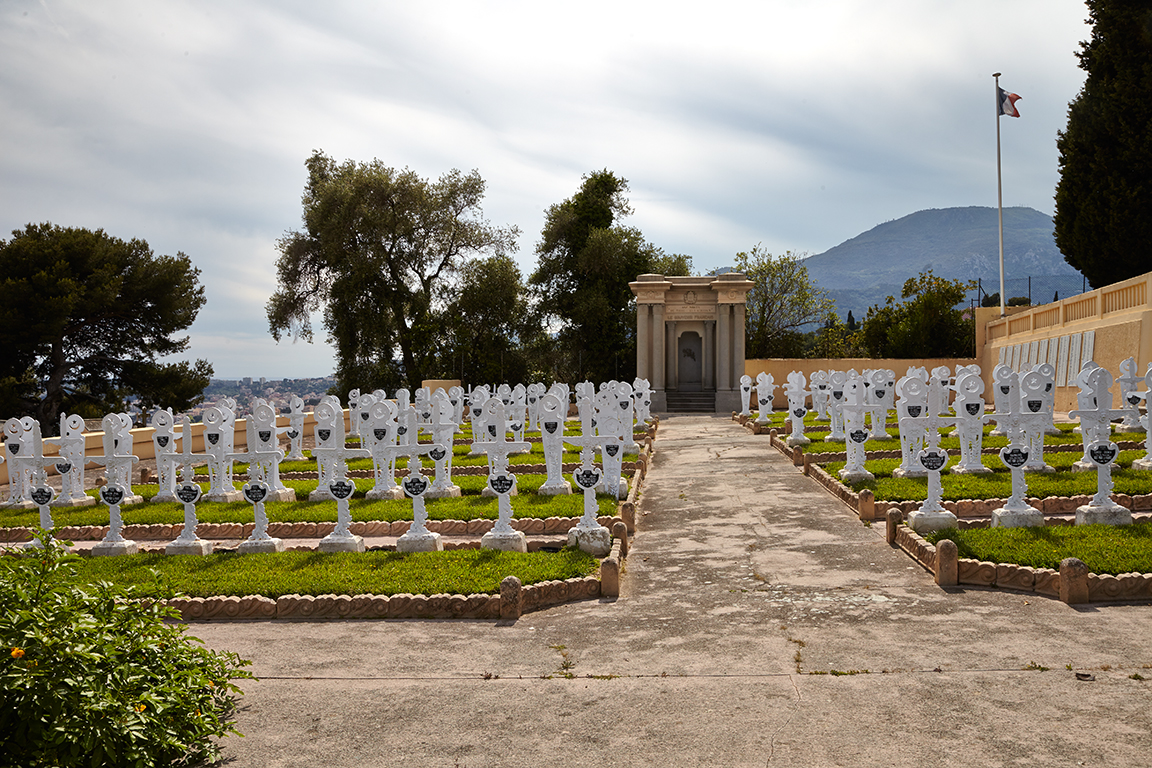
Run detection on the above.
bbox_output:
[822,451,1152,502]
[72,547,601,599]
[0,378,659,611]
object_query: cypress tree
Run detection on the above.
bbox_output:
[1054,0,1152,288]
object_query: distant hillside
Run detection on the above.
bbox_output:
[803,206,1084,319]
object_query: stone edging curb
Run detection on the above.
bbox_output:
[885,510,1152,604]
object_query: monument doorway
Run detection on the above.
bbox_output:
[677,331,702,391]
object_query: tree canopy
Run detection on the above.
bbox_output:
[267,151,519,392]
[0,223,211,431]
[859,271,975,358]
[736,245,835,359]
[435,254,543,386]
[1054,0,1152,288]
[529,170,685,383]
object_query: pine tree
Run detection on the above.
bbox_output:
[1054,0,1152,288]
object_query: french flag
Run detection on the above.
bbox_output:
[997,87,1021,117]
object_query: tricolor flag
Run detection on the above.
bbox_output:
[997,86,1021,117]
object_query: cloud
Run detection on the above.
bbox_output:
[0,0,1092,378]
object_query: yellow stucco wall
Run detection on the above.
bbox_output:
[977,272,1152,411]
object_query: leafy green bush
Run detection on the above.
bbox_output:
[0,533,253,767]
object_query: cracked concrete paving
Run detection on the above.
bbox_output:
[195,414,1152,767]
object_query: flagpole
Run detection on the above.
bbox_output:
[994,72,1006,318]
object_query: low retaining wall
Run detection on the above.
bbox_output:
[887,510,1152,604]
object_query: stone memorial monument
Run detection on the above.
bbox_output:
[839,378,874,484]
[285,395,307,461]
[630,272,754,412]
[950,370,992,474]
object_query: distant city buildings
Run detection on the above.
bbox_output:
[186,376,338,421]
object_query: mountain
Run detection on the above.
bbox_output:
[803,206,1084,320]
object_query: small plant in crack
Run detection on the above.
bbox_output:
[787,637,806,673]
[551,644,576,679]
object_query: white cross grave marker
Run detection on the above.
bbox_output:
[53,414,93,508]
[985,370,1047,528]
[839,378,874,483]
[469,399,531,552]
[1069,365,1131,526]
[91,482,139,556]
[756,372,776,426]
[899,376,959,533]
[165,426,213,556]
[237,476,286,554]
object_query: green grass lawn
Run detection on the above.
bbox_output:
[0,474,620,529]
[800,423,1088,455]
[923,522,1152,575]
[71,547,601,598]
[823,452,1152,501]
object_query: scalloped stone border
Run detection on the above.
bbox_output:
[886,511,1152,604]
[162,574,607,621]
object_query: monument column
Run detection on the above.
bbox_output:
[652,302,666,391]
[666,321,678,391]
[733,302,746,386]
[630,274,672,412]
[717,306,731,392]
[636,304,650,380]
[710,273,755,413]
[703,319,714,390]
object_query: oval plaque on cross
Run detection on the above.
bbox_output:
[918,449,947,472]
[849,429,868,444]
[243,482,268,504]
[429,447,446,461]
[177,483,202,505]
[100,485,125,506]
[1088,441,1119,466]
[403,473,428,497]
[574,467,601,489]
[1000,445,1029,469]
[31,487,53,506]
[329,479,355,500]
[488,474,514,495]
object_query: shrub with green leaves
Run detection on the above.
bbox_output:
[0,533,253,767]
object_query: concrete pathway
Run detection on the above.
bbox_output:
[195,414,1152,767]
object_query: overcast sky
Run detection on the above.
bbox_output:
[0,1,1091,379]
